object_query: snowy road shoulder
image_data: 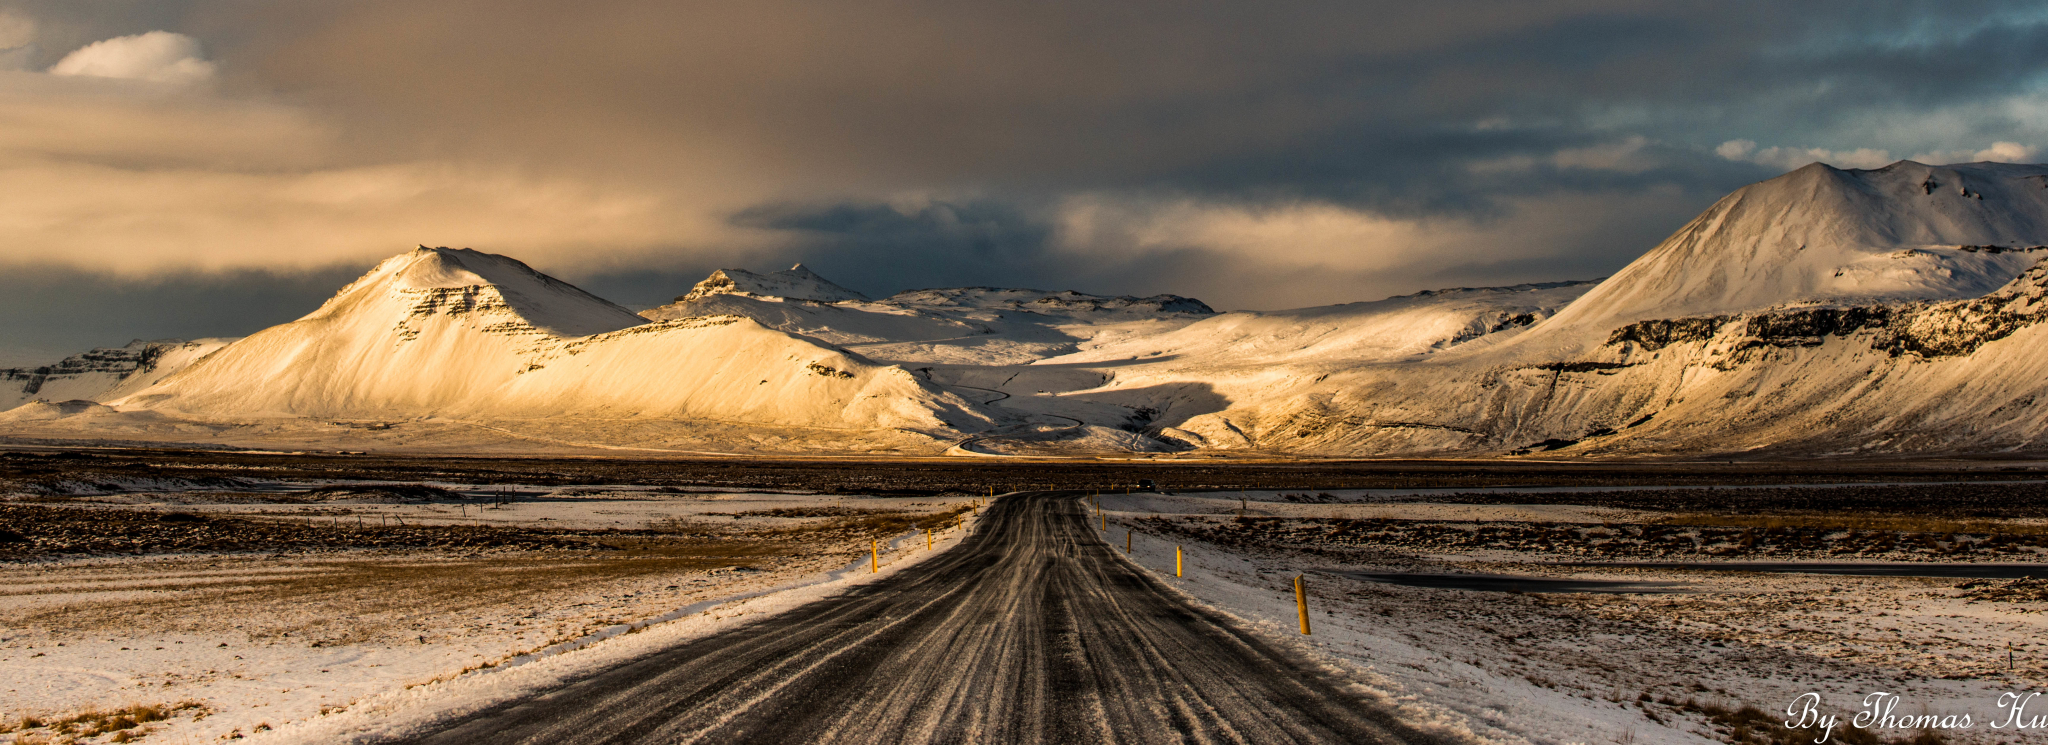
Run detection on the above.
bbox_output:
[0,492,990,745]
[1105,494,2048,745]
[242,504,988,745]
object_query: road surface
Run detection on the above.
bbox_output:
[391,493,1446,744]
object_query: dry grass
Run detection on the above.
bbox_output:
[763,504,975,540]
[2,702,205,742]
[1,540,780,645]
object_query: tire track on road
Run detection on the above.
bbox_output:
[389,493,1450,744]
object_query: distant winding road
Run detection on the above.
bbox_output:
[390,493,1444,744]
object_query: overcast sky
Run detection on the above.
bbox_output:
[2,1,2046,364]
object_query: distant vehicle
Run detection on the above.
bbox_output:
[1137,480,1157,492]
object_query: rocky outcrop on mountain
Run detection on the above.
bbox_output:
[1607,259,2048,362]
[0,339,234,410]
[2,342,178,394]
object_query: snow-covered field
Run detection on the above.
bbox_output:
[15,478,2048,744]
[1105,490,2048,744]
[0,490,984,744]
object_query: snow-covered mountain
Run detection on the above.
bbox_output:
[0,338,235,410]
[86,248,992,448]
[13,160,2048,458]
[678,264,869,303]
[1533,161,2048,351]
[1166,161,2048,456]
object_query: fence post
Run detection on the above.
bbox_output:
[1295,575,1312,635]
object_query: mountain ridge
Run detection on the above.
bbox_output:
[11,161,2048,458]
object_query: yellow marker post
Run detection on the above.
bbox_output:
[871,540,879,573]
[1294,575,1312,635]
[1126,530,1132,553]
[926,528,932,550]
[1175,546,1183,577]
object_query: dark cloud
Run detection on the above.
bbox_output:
[4,0,2048,352]
[0,263,366,365]
[198,0,2044,194]
[733,201,1063,293]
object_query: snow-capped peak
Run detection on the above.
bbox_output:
[312,246,646,339]
[1536,160,2048,342]
[679,264,870,303]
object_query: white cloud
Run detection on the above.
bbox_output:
[1976,142,2039,162]
[1718,138,2043,171]
[1714,139,1756,160]
[1056,198,1446,275]
[49,31,215,85]
[1715,140,1893,170]
[0,70,769,276]
[1908,141,2040,164]
[0,159,728,273]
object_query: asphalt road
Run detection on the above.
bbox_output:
[391,493,1446,744]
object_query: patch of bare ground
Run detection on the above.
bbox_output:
[0,502,973,643]
[5,446,2046,499]
[1955,578,2048,604]
[0,503,601,559]
[1140,514,2048,561]
[0,501,971,562]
